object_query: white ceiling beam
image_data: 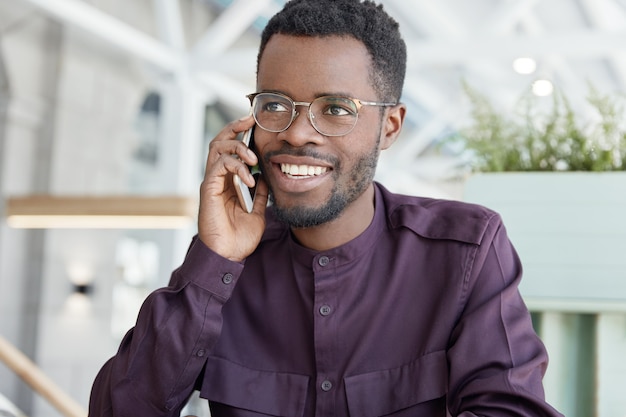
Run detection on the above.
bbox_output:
[19,0,184,74]
[482,0,540,34]
[154,0,186,50]
[385,0,536,112]
[579,0,626,25]
[385,1,464,38]
[578,0,626,90]
[381,1,465,137]
[189,0,273,61]
[383,0,516,166]
[406,30,626,67]
[17,0,258,109]
[192,48,258,77]
[196,71,252,112]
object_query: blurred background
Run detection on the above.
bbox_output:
[0,0,625,416]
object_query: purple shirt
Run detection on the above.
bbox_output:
[89,183,562,417]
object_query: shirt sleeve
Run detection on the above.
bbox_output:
[446,217,563,417]
[88,236,244,417]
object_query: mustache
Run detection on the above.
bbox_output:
[262,144,340,167]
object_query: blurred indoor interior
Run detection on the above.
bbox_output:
[0,0,625,416]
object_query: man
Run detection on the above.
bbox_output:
[89,1,563,416]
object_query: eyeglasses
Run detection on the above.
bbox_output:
[247,92,397,137]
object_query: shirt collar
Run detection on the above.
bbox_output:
[287,183,387,268]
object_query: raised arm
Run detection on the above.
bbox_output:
[88,115,268,416]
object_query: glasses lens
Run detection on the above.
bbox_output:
[252,93,294,132]
[310,97,359,136]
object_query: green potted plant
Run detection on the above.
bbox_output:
[449,82,626,173]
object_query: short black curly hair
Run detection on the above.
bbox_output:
[257,0,406,102]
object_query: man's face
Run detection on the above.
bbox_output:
[254,34,391,228]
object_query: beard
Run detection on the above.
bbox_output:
[263,142,380,229]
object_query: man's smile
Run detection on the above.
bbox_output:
[280,163,329,178]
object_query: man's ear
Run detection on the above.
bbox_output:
[380,104,406,150]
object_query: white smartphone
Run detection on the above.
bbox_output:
[233,127,260,213]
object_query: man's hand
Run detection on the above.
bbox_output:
[198,115,269,262]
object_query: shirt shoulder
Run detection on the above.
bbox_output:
[377,183,501,246]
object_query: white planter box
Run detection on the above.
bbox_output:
[464,172,626,312]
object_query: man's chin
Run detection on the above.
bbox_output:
[270,195,347,229]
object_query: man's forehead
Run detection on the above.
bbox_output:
[258,34,372,75]
[256,35,375,97]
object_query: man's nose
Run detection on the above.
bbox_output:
[280,108,324,146]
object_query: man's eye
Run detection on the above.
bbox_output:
[323,105,353,117]
[264,102,290,112]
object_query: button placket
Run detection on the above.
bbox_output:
[312,253,338,413]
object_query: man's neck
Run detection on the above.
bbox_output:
[290,183,376,251]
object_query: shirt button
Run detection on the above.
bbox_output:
[196,349,206,357]
[222,273,234,285]
[319,305,332,316]
[318,256,330,266]
[321,380,333,392]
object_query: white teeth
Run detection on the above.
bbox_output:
[281,163,328,177]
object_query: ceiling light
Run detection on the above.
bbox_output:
[532,79,554,97]
[5,196,197,229]
[512,57,537,75]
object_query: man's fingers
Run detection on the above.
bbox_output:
[207,139,256,169]
[205,118,257,175]
[202,154,243,195]
[210,115,254,146]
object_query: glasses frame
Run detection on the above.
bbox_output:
[246,92,398,137]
